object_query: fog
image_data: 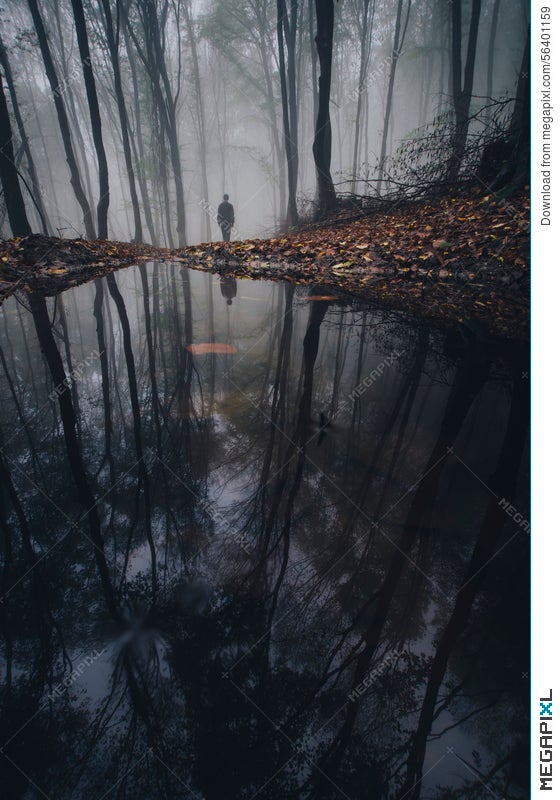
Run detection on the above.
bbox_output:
[0,5,531,797]
[0,0,529,244]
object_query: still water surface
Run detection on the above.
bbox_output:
[0,264,529,799]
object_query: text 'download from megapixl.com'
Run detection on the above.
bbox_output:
[541,7,553,226]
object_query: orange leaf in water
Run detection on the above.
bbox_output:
[302,295,339,301]
[186,343,238,355]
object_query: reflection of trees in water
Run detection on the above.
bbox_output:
[402,360,529,799]
[29,292,121,621]
[0,271,529,799]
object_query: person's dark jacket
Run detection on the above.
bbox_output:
[217,201,234,228]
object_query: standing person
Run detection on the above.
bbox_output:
[217,194,235,241]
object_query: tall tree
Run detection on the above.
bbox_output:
[448,0,482,182]
[506,25,530,189]
[376,0,411,191]
[185,0,211,241]
[48,0,97,215]
[123,28,159,244]
[70,0,110,239]
[277,0,299,227]
[349,0,375,194]
[0,72,32,236]
[486,0,501,101]
[99,0,143,242]
[26,0,96,238]
[312,0,336,214]
[0,33,50,234]
[126,0,188,247]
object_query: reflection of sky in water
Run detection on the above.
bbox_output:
[0,264,529,800]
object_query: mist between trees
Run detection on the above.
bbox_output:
[0,0,529,245]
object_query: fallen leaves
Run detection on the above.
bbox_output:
[0,187,529,339]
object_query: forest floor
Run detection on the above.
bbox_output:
[0,187,529,339]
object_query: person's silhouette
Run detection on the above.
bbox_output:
[217,194,235,241]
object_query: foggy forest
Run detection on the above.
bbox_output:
[0,1,530,799]
[0,0,528,242]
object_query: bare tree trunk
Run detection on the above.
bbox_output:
[70,0,110,238]
[493,24,529,191]
[308,0,319,123]
[436,0,448,113]
[0,72,32,236]
[448,0,482,182]
[376,0,411,191]
[158,131,175,247]
[420,7,438,127]
[255,33,286,227]
[185,0,211,241]
[486,0,501,101]
[124,29,158,244]
[312,0,336,214]
[0,34,49,234]
[26,0,96,238]
[65,84,98,216]
[509,26,530,151]
[100,0,143,242]
[26,91,62,222]
[351,0,375,194]
[48,0,97,217]
[126,0,187,246]
[277,0,299,227]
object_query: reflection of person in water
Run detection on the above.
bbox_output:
[217,194,235,241]
[220,276,237,305]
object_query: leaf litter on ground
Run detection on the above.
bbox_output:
[0,188,529,339]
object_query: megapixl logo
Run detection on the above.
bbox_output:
[539,690,552,790]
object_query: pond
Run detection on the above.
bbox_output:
[0,263,529,799]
